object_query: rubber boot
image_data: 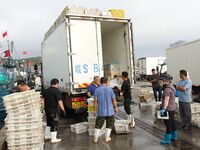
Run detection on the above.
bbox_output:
[160,134,171,144]
[171,131,177,141]
[51,132,61,143]
[44,126,51,140]
[93,129,100,144]
[105,128,112,143]
[128,114,131,122]
[129,114,135,128]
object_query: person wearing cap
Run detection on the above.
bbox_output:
[159,74,177,144]
[176,70,192,130]
[121,71,135,127]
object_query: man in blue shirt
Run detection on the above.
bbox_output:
[176,70,192,130]
[93,77,118,144]
[87,76,100,97]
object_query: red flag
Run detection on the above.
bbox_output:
[22,51,28,55]
[4,49,10,58]
[2,31,7,38]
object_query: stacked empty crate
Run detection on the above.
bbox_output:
[87,98,105,136]
[70,97,105,136]
[174,102,200,128]
[3,90,44,150]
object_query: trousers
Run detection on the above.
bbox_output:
[46,111,58,132]
[179,101,192,127]
[124,98,131,115]
[164,111,176,134]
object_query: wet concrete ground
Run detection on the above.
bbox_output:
[44,114,166,150]
[44,103,200,150]
[44,82,200,150]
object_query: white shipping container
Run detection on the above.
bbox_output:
[166,39,200,85]
[138,57,166,76]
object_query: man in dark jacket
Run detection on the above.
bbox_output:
[43,78,65,143]
[149,69,162,102]
[121,71,135,127]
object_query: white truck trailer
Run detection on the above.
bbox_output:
[138,57,166,80]
[166,39,200,93]
[41,7,135,112]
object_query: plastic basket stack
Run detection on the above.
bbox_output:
[3,90,44,150]
[87,98,105,136]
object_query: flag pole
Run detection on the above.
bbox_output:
[7,40,10,50]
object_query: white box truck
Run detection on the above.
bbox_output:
[41,7,135,112]
[166,39,200,90]
[138,57,166,80]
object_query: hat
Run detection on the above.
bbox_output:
[159,74,173,81]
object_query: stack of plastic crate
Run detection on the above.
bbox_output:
[3,90,44,150]
[87,98,105,136]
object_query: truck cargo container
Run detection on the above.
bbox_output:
[41,7,135,112]
[138,57,166,80]
[166,39,200,85]
[166,39,200,95]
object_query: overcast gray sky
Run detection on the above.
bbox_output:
[1,0,200,58]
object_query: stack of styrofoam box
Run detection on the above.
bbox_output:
[175,102,200,128]
[70,122,89,134]
[65,6,85,15]
[3,90,44,150]
[114,120,130,134]
[87,98,105,136]
[84,8,101,16]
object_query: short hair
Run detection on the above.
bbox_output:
[180,70,187,77]
[51,78,59,85]
[17,80,26,86]
[122,71,128,78]
[152,69,155,72]
[94,76,100,80]
[100,77,108,84]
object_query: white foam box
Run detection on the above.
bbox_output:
[84,8,100,16]
[139,100,153,111]
[64,6,85,15]
[157,111,169,120]
[87,97,94,104]
[88,128,105,136]
[114,120,130,134]
[70,122,89,134]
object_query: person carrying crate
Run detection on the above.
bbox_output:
[93,77,118,143]
[159,74,177,144]
[42,78,65,143]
